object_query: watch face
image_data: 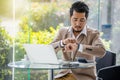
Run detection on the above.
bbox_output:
[77,58,88,63]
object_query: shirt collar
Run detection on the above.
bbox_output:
[68,25,87,37]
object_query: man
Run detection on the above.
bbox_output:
[51,1,106,80]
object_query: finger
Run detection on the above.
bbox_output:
[63,48,66,52]
[69,46,72,50]
[70,39,76,43]
[64,44,70,51]
[67,44,74,51]
[71,39,76,43]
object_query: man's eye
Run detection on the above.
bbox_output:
[80,18,86,22]
[73,19,77,21]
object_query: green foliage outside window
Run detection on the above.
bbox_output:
[19,1,71,32]
[100,32,111,51]
[0,25,12,80]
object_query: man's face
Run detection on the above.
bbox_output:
[70,10,87,32]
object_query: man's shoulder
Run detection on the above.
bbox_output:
[87,27,100,34]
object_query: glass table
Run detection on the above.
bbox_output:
[8,60,95,80]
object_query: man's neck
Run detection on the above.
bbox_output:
[73,30,81,38]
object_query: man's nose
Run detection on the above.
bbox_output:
[76,21,81,26]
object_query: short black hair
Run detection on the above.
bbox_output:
[70,1,89,19]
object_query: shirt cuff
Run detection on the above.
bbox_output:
[60,40,65,47]
[78,44,83,52]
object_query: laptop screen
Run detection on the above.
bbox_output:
[23,44,59,64]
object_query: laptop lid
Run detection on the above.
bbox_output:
[23,44,59,64]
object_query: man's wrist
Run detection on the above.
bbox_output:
[78,44,83,52]
[62,40,66,45]
[60,40,65,48]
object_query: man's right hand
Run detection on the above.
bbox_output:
[62,38,76,45]
[64,43,78,52]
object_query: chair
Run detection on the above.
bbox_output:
[97,65,120,80]
[96,50,116,72]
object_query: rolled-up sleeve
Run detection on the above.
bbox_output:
[82,30,106,58]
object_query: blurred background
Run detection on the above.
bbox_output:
[0,0,120,80]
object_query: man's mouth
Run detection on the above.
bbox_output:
[75,26,81,29]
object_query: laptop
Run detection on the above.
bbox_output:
[23,44,95,68]
[23,44,59,65]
